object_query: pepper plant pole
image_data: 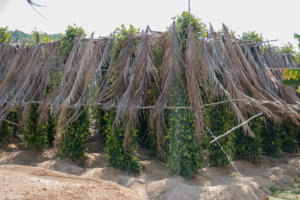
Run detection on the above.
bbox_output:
[209,113,263,144]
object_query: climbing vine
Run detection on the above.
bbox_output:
[104,108,141,173]
[60,109,91,162]
[23,104,56,150]
[260,119,283,158]
[234,116,264,163]
[166,86,205,179]
[205,102,236,167]
[0,110,17,144]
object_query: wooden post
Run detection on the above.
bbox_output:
[36,33,40,44]
[97,107,101,149]
[94,109,97,139]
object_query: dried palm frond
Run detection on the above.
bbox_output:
[37,32,85,127]
[0,44,42,126]
[185,24,207,140]
[55,33,95,143]
[95,31,134,110]
[150,22,185,150]
[114,26,158,148]
[19,42,60,124]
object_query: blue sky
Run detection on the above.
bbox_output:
[0,0,299,49]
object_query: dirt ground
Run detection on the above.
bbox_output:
[1,135,300,200]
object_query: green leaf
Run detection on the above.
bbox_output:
[281,78,300,86]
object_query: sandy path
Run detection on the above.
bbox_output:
[0,165,144,200]
[1,137,300,199]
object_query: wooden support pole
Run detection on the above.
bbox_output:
[2,119,19,126]
[209,112,263,144]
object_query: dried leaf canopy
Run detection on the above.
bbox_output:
[1,22,300,148]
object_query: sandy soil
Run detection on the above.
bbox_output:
[1,135,300,200]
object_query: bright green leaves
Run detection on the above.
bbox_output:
[234,116,263,164]
[175,11,206,37]
[23,104,55,150]
[61,108,91,162]
[205,101,235,167]
[241,31,263,43]
[104,108,142,173]
[280,68,300,87]
[0,27,11,43]
[166,86,204,180]
[260,119,283,158]
[60,24,85,56]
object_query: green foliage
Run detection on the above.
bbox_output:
[30,27,54,44]
[105,108,142,173]
[94,108,107,143]
[175,11,206,53]
[282,122,298,153]
[175,11,206,35]
[282,77,300,87]
[164,13,205,179]
[241,31,266,54]
[241,31,263,43]
[260,120,283,158]
[9,29,61,44]
[0,27,11,43]
[112,24,140,62]
[270,185,284,197]
[61,109,91,162]
[23,104,55,150]
[166,86,204,180]
[205,103,235,167]
[280,42,300,64]
[61,24,85,56]
[279,68,300,93]
[234,117,263,163]
[115,24,140,45]
[0,110,17,143]
[143,67,164,161]
[144,117,168,162]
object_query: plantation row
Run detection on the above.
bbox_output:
[1,12,300,179]
[1,104,299,179]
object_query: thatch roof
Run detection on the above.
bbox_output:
[0,22,300,147]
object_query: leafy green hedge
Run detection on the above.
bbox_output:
[61,109,91,162]
[205,103,235,167]
[166,86,205,179]
[260,120,283,158]
[282,122,298,153]
[0,110,18,143]
[234,117,263,163]
[23,104,56,150]
[104,108,142,173]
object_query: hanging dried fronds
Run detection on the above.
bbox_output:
[0,20,300,148]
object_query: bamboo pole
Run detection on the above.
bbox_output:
[209,112,263,144]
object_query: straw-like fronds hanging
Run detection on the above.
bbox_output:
[1,21,300,148]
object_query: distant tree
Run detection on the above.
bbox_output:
[8,29,61,44]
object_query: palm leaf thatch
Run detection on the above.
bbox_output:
[1,21,300,148]
[150,22,186,150]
